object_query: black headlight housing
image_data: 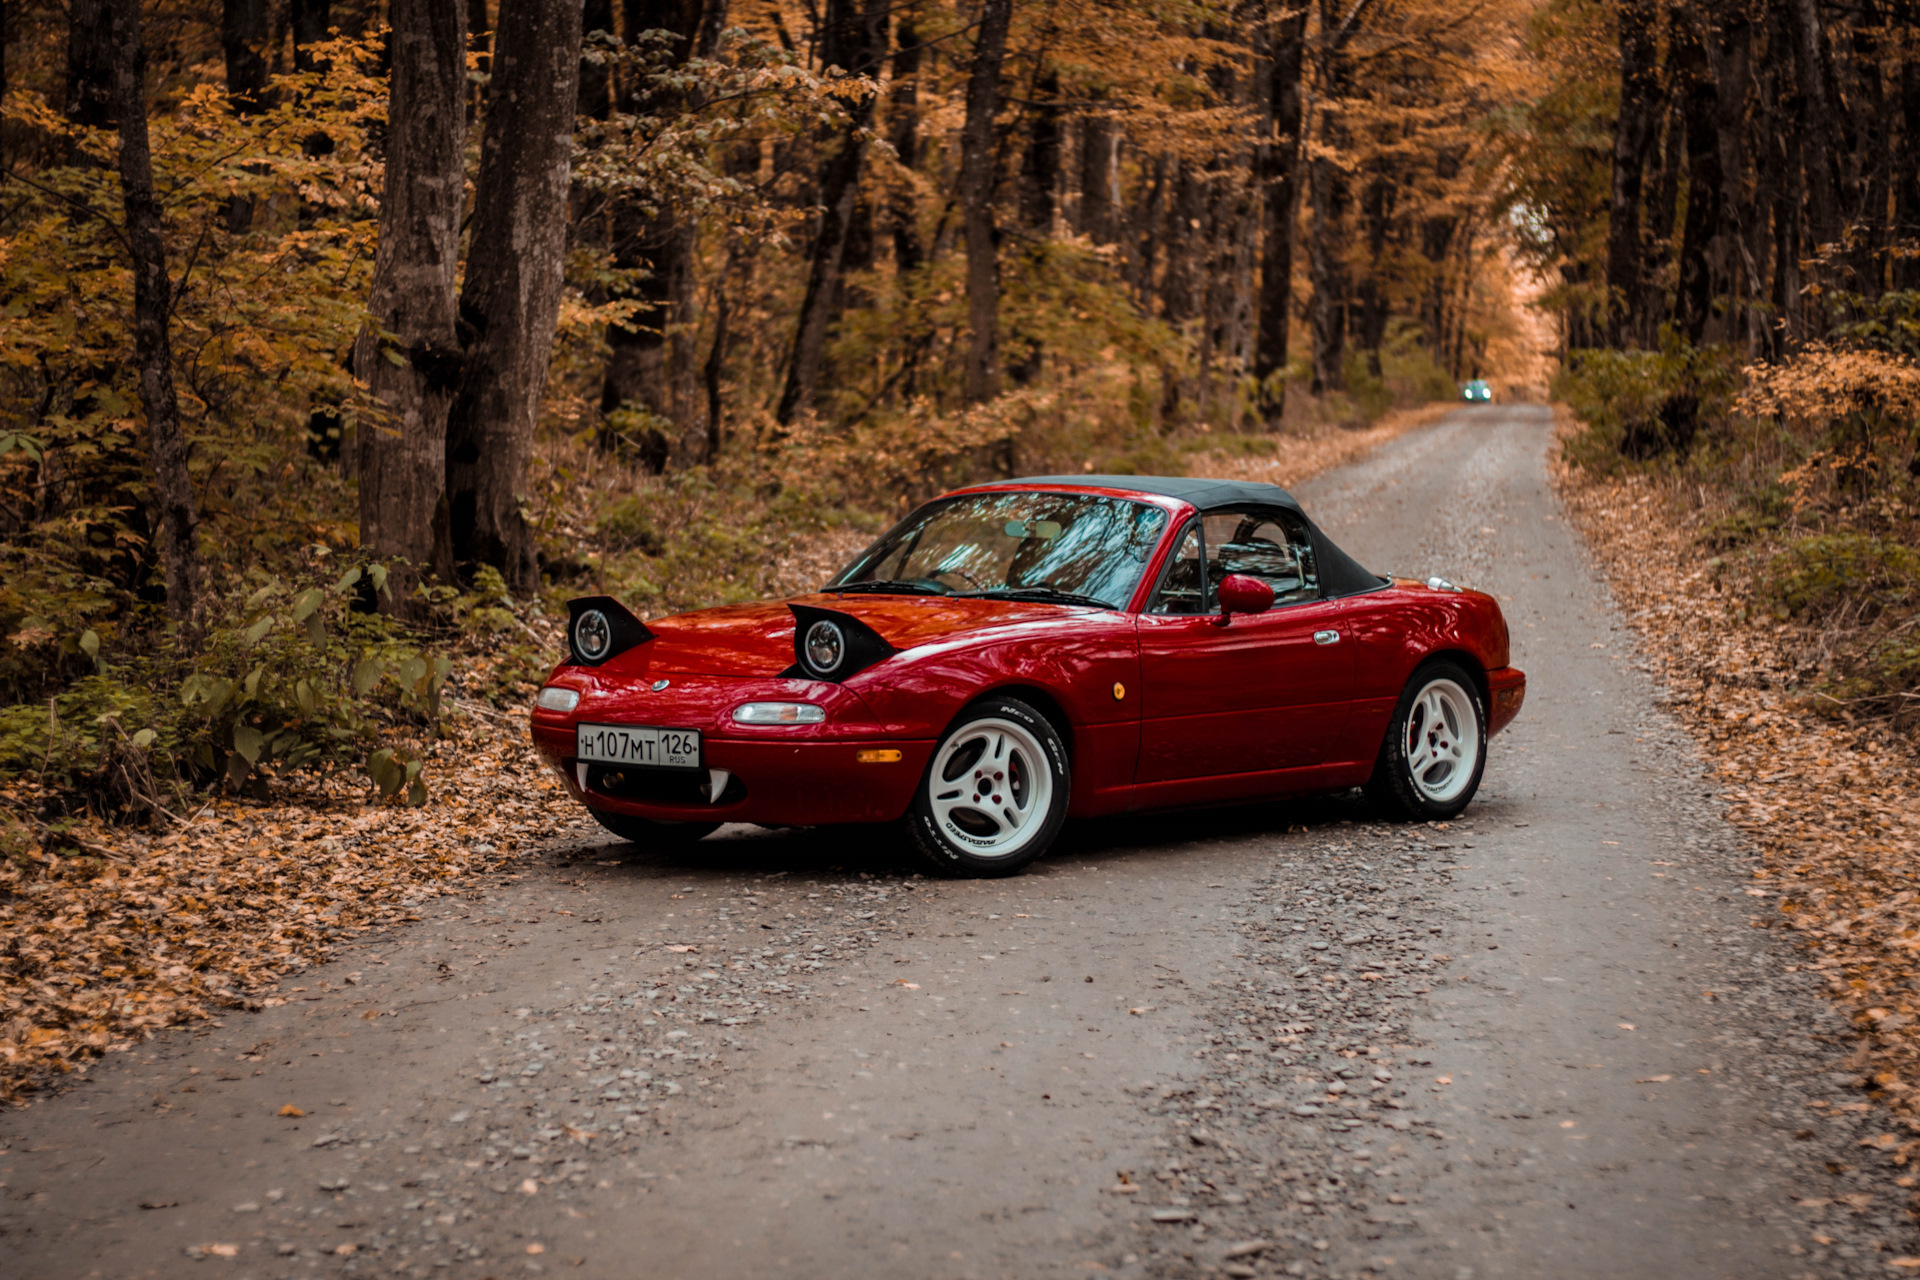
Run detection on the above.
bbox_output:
[784,604,895,681]
[564,596,654,667]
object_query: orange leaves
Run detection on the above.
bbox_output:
[0,714,577,1104]
[1558,451,1920,1143]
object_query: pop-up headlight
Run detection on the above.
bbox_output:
[565,596,653,667]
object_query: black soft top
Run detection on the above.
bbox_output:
[990,473,1387,599]
[1009,474,1306,513]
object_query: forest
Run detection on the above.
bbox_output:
[0,0,1916,826]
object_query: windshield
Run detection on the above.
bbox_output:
[828,491,1170,608]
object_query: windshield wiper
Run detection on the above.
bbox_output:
[827,579,952,596]
[966,586,1114,609]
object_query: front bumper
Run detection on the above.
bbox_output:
[1487,665,1526,736]
[529,670,935,826]
[531,722,933,825]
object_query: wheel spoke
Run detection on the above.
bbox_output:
[923,714,1058,858]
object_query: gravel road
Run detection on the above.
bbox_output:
[2,404,1904,1279]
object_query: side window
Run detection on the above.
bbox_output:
[1148,522,1207,614]
[1202,509,1319,605]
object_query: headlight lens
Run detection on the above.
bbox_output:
[803,619,844,674]
[574,608,613,662]
[536,686,580,712]
[732,702,826,725]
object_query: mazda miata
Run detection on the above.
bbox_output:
[529,476,1525,876]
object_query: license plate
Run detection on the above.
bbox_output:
[575,724,701,770]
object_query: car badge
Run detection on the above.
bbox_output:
[651,679,670,691]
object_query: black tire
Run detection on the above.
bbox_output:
[1365,659,1487,821]
[906,696,1070,877]
[587,806,720,849]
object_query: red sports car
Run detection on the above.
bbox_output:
[529,476,1525,876]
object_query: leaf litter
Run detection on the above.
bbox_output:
[0,710,579,1104]
[1556,436,1920,1178]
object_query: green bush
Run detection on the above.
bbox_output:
[1557,331,1742,469]
[1764,533,1920,619]
[0,561,455,818]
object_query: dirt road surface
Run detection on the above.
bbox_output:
[3,405,1898,1279]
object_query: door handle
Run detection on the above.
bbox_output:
[1313,630,1340,646]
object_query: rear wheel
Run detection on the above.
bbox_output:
[1366,660,1486,821]
[587,807,719,849]
[906,696,1069,877]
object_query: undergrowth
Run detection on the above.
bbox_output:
[1559,315,1920,733]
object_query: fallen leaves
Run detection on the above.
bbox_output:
[1635,1074,1672,1084]
[277,1103,304,1117]
[0,713,578,1104]
[1557,438,1920,1145]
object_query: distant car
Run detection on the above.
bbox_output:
[530,477,1526,877]
[1463,379,1492,402]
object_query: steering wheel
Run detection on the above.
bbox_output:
[927,568,986,589]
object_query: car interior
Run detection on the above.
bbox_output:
[1150,510,1322,614]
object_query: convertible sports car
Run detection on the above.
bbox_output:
[530,476,1525,877]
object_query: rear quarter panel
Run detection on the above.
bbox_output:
[1331,584,1511,782]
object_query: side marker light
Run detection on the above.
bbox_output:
[1113,682,1126,701]
[856,749,903,764]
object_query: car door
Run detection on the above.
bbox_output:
[1135,509,1356,785]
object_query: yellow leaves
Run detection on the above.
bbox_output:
[278,1103,305,1117]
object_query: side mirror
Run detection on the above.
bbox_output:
[1214,573,1275,625]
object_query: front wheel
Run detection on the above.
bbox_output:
[1366,660,1487,821]
[587,806,720,849]
[906,696,1070,877]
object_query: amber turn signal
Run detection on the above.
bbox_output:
[856,749,903,764]
[1112,682,1126,700]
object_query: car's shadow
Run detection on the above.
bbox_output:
[555,788,1399,883]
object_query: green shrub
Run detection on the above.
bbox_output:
[0,560,456,817]
[1764,533,1920,619]
[1557,331,1741,469]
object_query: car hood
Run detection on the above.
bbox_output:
[638,594,1100,677]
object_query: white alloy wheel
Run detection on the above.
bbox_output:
[924,716,1055,859]
[1402,675,1480,804]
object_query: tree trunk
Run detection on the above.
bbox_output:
[960,0,1013,405]
[1077,106,1118,244]
[579,0,615,118]
[1671,2,1724,346]
[108,0,199,628]
[1306,139,1348,395]
[443,0,583,595]
[886,18,924,277]
[600,0,712,466]
[1354,169,1392,377]
[221,0,272,112]
[67,0,117,138]
[1010,66,1061,386]
[1785,0,1844,266]
[1709,5,1759,351]
[352,0,467,606]
[1605,0,1659,347]
[291,0,332,72]
[1253,0,1309,424]
[1896,0,1920,291]
[776,0,888,423]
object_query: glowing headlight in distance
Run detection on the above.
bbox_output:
[536,686,580,712]
[732,702,826,725]
[803,619,844,674]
